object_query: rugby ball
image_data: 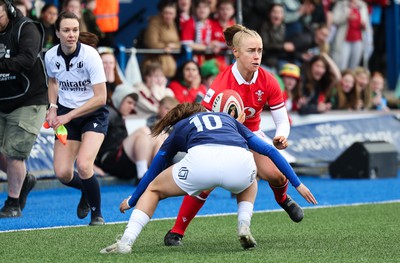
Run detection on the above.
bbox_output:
[212,90,244,118]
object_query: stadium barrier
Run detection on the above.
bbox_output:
[0,110,399,183]
[263,110,400,165]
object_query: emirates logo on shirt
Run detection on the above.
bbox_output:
[59,79,91,91]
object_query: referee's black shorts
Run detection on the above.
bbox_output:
[57,104,109,141]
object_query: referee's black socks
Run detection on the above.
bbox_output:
[81,175,102,218]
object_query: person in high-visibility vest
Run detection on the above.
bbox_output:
[93,0,119,47]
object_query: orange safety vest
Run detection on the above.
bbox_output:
[93,0,119,33]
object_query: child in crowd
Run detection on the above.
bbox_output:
[330,70,359,110]
[354,66,371,110]
[135,62,175,115]
[146,96,179,130]
[209,0,236,71]
[370,71,389,111]
[95,84,168,181]
[180,0,213,66]
[279,63,304,112]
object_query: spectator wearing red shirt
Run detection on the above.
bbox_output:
[180,0,214,66]
[169,60,207,103]
[331,0,370,70]
[210,0,236,71]
[175,0,192,31]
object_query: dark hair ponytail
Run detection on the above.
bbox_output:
[151,103,207,136]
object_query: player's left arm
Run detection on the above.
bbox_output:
[124,150,170,210]
[246,133,300,187]
[270,107,290,149]
[265,72,290,149]
[122,130,180,210]
[245,131,317,204]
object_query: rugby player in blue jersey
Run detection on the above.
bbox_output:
[100,103,317,254]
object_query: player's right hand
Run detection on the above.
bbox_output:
[120,198,132,213]
[273,136,288,149]
[296,183,317,205]
[236,112,246,124]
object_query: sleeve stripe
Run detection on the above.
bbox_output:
[269,102,285,111]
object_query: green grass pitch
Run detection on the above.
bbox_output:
[1,202,399,263]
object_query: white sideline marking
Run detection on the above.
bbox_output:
[1,199,399,233]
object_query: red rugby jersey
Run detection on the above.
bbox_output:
[202,63,284,131]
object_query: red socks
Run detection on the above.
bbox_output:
[171,191,209,236]
[170,181,289,236]
[269,179,289,204]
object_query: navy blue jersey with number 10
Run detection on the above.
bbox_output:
[128,112,302,207]
[164,112,250,153]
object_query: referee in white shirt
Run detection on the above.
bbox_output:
[44,11,108,226]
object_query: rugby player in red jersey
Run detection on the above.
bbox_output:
[164,24,305,246]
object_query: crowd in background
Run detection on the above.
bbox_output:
[16,0,399,119]
[1,0,398,220]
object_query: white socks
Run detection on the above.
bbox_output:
[237,201,253,226]
[135,160,148,179]
[121,209,150,246]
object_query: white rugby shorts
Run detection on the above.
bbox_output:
[172,145,257,195]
